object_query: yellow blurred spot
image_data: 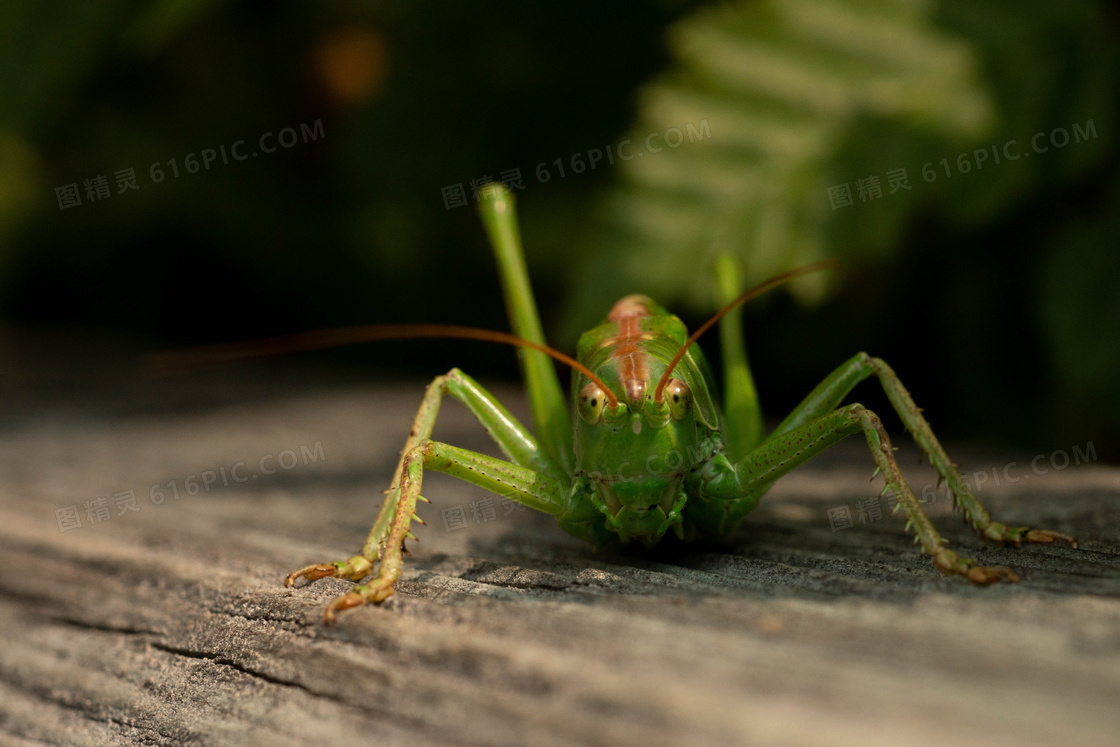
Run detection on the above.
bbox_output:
[759,615,784,633]
[769,503,814,522]
[312,28,388,108]
[0,133,44,246]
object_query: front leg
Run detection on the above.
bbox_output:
[322,440,568,622]
[695,404,1021,584]
[284,367,567,623]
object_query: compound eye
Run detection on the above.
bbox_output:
[577,382,607,424]
[664,378,692,420]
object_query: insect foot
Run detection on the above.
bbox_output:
[932,547,1020,585]
[284,555,374,587]
[980,523,1079,549]
[323,578,395,625]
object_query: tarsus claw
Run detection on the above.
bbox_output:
[323,591,369,625]
[934,548,1019,585]
[322,580,395,625]
[1023,529,1078,549]
[284,556,374,588]
[285,563,339,587]
[284,556,388,624]
[965,565,1019,585]
[985,523,1079,550]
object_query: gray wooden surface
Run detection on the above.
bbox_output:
[2,369,1119,746]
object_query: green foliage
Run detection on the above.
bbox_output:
[555,0,1117,449]
[0,0,1115,449]
[1034,184,1120,430]
[560,0,999,336]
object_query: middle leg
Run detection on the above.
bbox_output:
[697,403,1021,583]
[766,353,1076,549]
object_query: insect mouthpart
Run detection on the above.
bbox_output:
[591,475,683,541]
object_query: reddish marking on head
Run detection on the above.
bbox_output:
[607,295,651,323]
[606,295,652,406]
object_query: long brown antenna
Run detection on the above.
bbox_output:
[145,323,619,409]
[653,260,838,403]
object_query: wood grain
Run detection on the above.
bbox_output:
[2,376,1118,746]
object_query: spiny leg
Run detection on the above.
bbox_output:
[768,353,1076,550]
[699,403,1020,583]
[284,367,566,621]
[322,440,568,622]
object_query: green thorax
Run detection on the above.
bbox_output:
[570,295,724,544]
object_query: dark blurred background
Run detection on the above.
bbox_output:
[1,0,1117,458]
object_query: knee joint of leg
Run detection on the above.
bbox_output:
[405,439,435,463]
[864,410,886,435]
[852,405,889,442]
[430,368,463,390]
[859,352,892,377]
[868,355,895,376]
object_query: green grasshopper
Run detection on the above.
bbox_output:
[272,183,1076,623]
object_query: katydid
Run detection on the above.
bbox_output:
[178,182,1077,623]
